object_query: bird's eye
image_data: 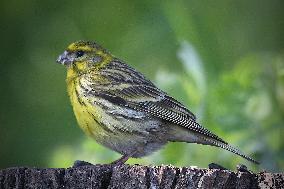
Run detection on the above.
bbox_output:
[76,50,84,58]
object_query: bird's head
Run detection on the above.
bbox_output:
[56,41,113,73]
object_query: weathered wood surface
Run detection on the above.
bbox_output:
[0,164,283,189]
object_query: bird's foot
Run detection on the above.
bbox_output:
[73,153,134,167]
[72,160,94,168]
[236,164,252,173]
[208,163,228,170]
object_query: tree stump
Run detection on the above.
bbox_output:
[0,164,283,188]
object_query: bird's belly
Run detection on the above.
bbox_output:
[72,97,167,157]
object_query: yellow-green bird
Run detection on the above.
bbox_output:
[56,41,258,165]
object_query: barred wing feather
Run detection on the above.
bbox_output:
[107,85,227,144]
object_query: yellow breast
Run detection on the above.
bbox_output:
[66,70,106,138]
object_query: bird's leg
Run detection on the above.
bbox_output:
[73,151,136,167]
[111,151,136,165]
[111,155,130,165]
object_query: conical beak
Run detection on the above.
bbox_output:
[56,51,73,66]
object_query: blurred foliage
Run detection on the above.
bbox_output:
[0,0,283,172]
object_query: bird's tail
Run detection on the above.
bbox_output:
[201,136,259,164]
[169,127,259,164]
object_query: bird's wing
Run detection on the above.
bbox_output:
[103,84,226,144]
[110,85,196,120]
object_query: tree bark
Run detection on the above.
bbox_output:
[0,164,283,189]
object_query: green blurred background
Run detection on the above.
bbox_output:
[1,0,283,172]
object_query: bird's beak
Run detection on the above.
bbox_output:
[56,51,73,66]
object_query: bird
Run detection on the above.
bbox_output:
[56,40,259,165]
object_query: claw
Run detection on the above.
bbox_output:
[236,164,251,173]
